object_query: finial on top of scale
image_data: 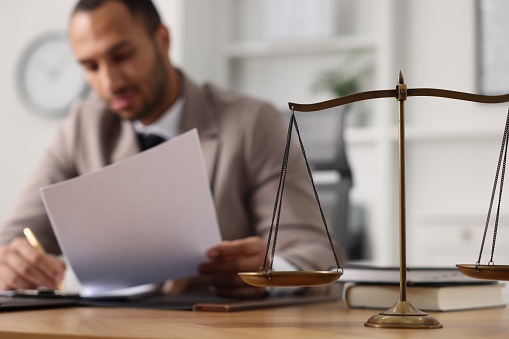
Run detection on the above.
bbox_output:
[398,70,404,84]
[397,71,407,101]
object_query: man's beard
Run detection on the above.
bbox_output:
[134,49,170,121]
[109,47,170,122]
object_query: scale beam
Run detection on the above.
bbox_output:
[289,87,509,112]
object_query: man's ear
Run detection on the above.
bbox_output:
[156,24,170,54]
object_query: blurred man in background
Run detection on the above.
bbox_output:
[0,0,337,298]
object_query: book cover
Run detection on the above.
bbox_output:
[340,264,486,285]
[344,283,506,312]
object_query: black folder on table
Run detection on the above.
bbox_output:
[0,296,79,311]
[0,291,339,312]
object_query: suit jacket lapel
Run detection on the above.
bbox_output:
[111,116,140,163]
[179,76,220,188]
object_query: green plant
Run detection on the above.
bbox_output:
[313,53,372,97]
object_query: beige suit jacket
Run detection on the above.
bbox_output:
[0,73,338,271]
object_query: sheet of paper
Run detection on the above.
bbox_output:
[40,129,222,296]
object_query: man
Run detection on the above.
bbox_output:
[0,0,337,298]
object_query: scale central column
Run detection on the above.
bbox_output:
[364,72,442,329]
[398,73,407,303]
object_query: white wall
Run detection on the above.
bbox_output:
[402,0,509,266]
[404,0,506,127]
[0,0,183,220]
[0,1,74,220]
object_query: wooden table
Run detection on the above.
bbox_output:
[0,301,507,338]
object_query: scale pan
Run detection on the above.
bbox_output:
[238,270,342,287]
[456,264,509,281]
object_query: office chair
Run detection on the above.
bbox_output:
[281,106,362,260]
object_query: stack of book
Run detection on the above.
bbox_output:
[340,265,506,312]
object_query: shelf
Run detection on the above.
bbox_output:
[345,126,502,145]
[224,34,375,59]
[344,127,377,144]
[345,126,397,145]
[405,126,503,142]
[344,125,504,145]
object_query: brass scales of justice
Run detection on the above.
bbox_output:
[238,71,509,329]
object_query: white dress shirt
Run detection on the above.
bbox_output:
[132,97,185,139]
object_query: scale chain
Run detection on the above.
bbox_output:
[477,109,509,266]
[490,114,509,263]
[262,107,342,273]
[261,112,294,272]
[291,109,342,271]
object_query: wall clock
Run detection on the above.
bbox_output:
[17,32,89,119]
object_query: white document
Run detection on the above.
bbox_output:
[40,129,222,297]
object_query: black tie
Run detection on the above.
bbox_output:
[138,133,167,151]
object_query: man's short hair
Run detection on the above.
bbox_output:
[73,0,161,35]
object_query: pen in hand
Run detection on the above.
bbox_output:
[23,227,65,291]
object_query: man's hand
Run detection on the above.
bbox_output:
[198,236,268,298]
[0,237,65,290]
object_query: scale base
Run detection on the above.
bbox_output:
[364,301,443,329]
